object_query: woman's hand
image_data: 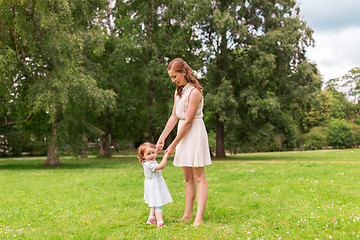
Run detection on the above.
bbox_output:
[156,139,165,153]
[164,144,175,156]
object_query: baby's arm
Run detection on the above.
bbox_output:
[155,152,170,170]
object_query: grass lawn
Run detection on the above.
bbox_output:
[1,149,360,239]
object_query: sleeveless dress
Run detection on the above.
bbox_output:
[142,160,173,207]
[173,83,212,167]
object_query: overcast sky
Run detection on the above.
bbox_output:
[298,0,360,84]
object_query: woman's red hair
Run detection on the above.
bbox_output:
[167,58,203,97]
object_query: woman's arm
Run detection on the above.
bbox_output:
[165,88,202,155]
[156,94,178,153]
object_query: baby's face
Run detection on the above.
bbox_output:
[143,147,156,161]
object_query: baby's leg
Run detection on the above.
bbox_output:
[149,207,155,217]
[155,206,163,222]
[146,207,156,224]
[155,206,165,228]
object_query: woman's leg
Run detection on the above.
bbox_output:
[192,167,208,226]
[178,167,196,221]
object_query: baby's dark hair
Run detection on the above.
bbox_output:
[137,142,155,164]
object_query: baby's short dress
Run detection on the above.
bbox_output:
[173,83,212,167]
[142,160,173,207]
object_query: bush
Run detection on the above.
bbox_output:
[26,141,48,156]
[351,124,360,147]
[302,126,328,150]
[327,119,354,148]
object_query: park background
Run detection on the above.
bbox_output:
[1,1,360,239]
[1,0,360,165]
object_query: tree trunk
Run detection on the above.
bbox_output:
[100,108,111,157]
[345,108,349,123]
[111,133,119,154]
[104,107,111,156]
[215,114,226,158]
[99,135,106,155]
[81,136,87,158]
[351,109,360,123]
[213,4,228,159]
[44,121,60,166]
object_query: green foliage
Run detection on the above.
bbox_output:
[301,126,328,150]
[195,0,321,154]
[327,119,354,148]
[303,91,333,131]
[206,79,239,126]
[351,124,360,147]
[207,131,216,153]
[110,0,202,144]
[0,0,327,157]
[326,67,360,123]
[327,89,347,120]
[0,0,115,161]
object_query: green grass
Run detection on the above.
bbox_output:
[1,149,360,239]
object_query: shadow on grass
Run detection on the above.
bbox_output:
[0,155,178,171]
[2,149,358,170]
[211,154,295,162]
[210,150,347,162]
[0,156,138,171]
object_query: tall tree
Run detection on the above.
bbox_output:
[192,0,321,155]
[0,0,115,165]
[112,0,201,146]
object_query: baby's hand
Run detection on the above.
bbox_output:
[162,152,170,160]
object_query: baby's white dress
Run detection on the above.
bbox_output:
[142,160,173,207]
[173,83,212,167]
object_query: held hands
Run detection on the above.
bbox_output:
[164,144,175,157]
[162,151,171,161]
[156,139,175,157]
[156,148,171,170]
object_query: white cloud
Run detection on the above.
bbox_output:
[299,0,360,84]
[306,27,360,82]
[298,0,360,31]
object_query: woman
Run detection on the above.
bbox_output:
[156,58,212,227]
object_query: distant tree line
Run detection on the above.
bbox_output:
[302,67,360,150]
[1,0,357,166]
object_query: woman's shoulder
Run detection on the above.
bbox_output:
[189,87,202,100]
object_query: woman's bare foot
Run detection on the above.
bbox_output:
[178,216,192,222]
[191,218,203,226]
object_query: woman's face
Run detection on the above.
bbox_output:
[143,147,156,161]
[168,68,187,86]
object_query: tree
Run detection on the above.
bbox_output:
[302,90,333,132]
[327,118,354,148]
[326,67,360,123]
[0,0,115,165]
[192,0,321,155]
[302,126,328,150]
[112,0,201,147]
